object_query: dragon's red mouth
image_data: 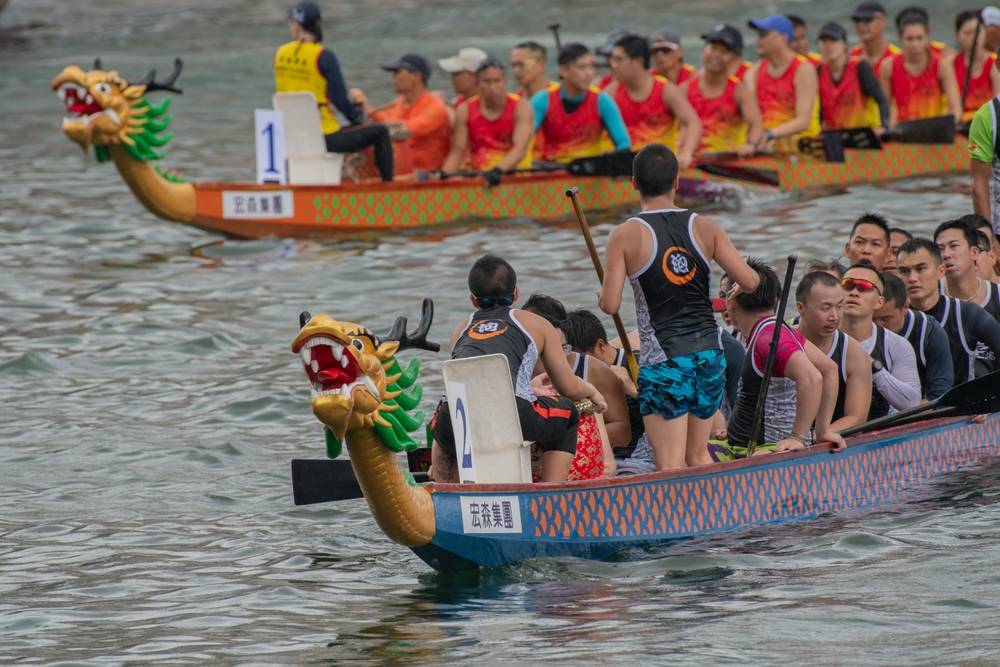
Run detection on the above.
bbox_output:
[295,334,377,398]
[55,83,105,118]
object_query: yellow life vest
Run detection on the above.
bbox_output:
[274,40,340,134]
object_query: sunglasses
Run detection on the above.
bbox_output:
[841,276,882,295]
[510,58,537,68]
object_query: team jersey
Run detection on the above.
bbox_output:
[924,294,1000,383]
[967,96,1000,232]
[465,94,531,170]
[627,209,721,366]
[686,74,747,152]
[889,51,947,122]
[533,83,630,162]
[817,57,883,129]
[806,51,822,66]
[900,309,954,400]
[953,53,997,122]
[755,54,821,150]
[274,40,342,134]
[851,42,902,72]
[826,330,850,423]
[732,61,753,81]
[866,325,892,419]
[453,306,538,401]
[613,76,676,150]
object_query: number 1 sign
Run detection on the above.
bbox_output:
[255,109,287,184]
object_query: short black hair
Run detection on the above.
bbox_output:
[896,6,929,31]
[468,254,517,298]
[558,42,590,66]
[786,14,807,28]
[955,9,980,32]
[805,258,846,278]
[796,270,841,303]
[851,212,891,244]
[897,237,942,265]
[957,213,992,232]
[614,34,651,69]
[933,218,982,249]
[514,40,547,62]
[846,259,885,291]
[881,271,907,308]
[633,144,679,198]
[734,256,780,312]
[560,309,609,351]
[521,293,566,325]
[476,57,505,75]
[889,226,913,241]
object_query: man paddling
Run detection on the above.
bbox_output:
[598,144,762,470]
[951,10,1000,124]
[851,1,901,72]
[787,15,822,66]
[896,237,1000,383]
[604,35,702,169]
[965,214,1000,281]
[275,2,394,181]
[684,25,763,155]
[795,271,872,431]
[874,272,954,400]
[510,41,550,98]
[429,255,607,483]
[745,14,821,153]
[649,28,695,85]
[438,47,488,107]
[816,21,889,132]
[441,59,533,186]
[885,227,913,275]
[935,218,1000,322]
[531,43,631,164]
[845,213,891,270]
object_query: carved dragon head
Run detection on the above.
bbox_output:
[291,300,439,455]
[51,58,182,165]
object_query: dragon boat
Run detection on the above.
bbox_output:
[291,305,1000,573]
[54,59,970,240]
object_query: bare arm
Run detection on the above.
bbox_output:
[441,102,470,173]
[879,58,898,127]
[586,357,631,447]
[939,56,963,122]
[801,340,845,448]
[780,350,823,446]
[972,159,993,220]
[526,311,606,408]
[769,62,818,139]
[829,337,873,432]
[734,80,763,149]
[693,214,760,293]
[495,98,534,173]
[598,221,638,315]
[663,81,702,170]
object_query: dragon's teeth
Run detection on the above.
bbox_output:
[301,347,311,365]
[332,345,342,363]
[310,360,319,373]
[363,377,379,395]
[340,355,348,368]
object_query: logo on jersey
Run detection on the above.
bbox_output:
[468,319,509,340]
[662,245,697,285]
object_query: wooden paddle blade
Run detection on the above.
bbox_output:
[291,458,363,504]
[884,115,956,144]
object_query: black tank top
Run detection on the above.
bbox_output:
[627,209,720,364]
[903,310,930,392]
[981,282,1000,323]
[827,330,849,423]
[452,305,538,401]
[569,351,589,379]
[868,325,891,420]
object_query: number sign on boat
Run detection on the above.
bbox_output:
[254,109,287,185]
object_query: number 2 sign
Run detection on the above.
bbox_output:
[254,109,287,185]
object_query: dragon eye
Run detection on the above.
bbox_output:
[95,83,112,95]
[351,339,365,351]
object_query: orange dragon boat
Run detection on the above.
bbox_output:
[53,59,969,240]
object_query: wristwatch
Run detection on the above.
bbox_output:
[872,359,884,373]
[763,129,775,142]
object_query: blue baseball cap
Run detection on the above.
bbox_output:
[748,15,794,41]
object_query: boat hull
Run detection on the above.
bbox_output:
[415,414,1000,572]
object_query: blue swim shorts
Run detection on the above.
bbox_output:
[637,349,726,420]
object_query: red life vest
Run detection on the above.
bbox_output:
[756,54,820,135]
[818,57,880,129]
[539,84,607,162]
[851,43,901,71]
[890,51,946,122]
[687,73,745,152]
[598,72,614,89]
[954,52,997,121]
[467,93,530,170]
[613,76,674,150]
[732,61,752,81]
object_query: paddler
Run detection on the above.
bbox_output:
[879,8,962,125]
[598,144,763,470]
[787,15,823,66]
[596,28,635,89]
[275,1,394,181]
[437,47,488,107]
[649,28,696,85]
[441,58,533,186]
[951,10,1000,124]
[983,7,1000,54]
[684,24,763,155]
[969,56,1000,230]
[531,43,631,164]
[851,1,901,72]
[510,41,550,98]
[934,218,1000,323]
[816,22,889,132]
[604,35,702,169]
[745,14,821,153]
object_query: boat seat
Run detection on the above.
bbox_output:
[271,92,344,185]
[442,354,532,484]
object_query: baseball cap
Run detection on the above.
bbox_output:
[701,24,744,54]
[649,28,682,50]
[748,14,794,41]
[437,47,488,74]
[983,6,1000,26]
[851,1,887,21]
[818,22,848,42]
[597,28,636,56]
[288,1,321,28]
[381,53,432,82]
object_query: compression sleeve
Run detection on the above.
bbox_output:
[921,315,955,400]
[531,89,550,133]
[597,91,632,151]
[869,331,922,410]
[317,49,363,125]
[857,60,890,129]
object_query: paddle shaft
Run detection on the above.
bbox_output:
[961,19,982,109]
[746,255,798,456]
[565,187,639,379]
[548,23,563,53]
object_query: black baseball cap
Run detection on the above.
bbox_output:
[701,24,744,54]
[597,28,636,56]
[288,1,321,26]
[851,1,887,21]
[380,53,432,82]
[818,22,848,41]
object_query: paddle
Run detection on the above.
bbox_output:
[565,186,640,382]
[746,255,798,457]
[838,369,1000,438]
[883,115,956,144]
[548,23,563,54]
[961,18,982,112]
[439,151,637,182]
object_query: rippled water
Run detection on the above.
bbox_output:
[3,0,1000,663]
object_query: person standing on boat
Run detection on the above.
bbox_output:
[429,255,607,483]
[840,263,921,418]
[598,144,763,470]
[604,35,701,169]
[531,43,631,164]
[683,25,763,155]
[935,219,1000,324]
[896,237,1000,383]
[275,1,394,181]
[879,9,962,125]
[816,22,890,132]
[851,1,901,72]
[795,271,873,431]
[745,14,821,153]
[875,272,955,400]
[951,10,1000,125]
[968,56,1000,232]
[441,59,533,186]
[438,47,488,108]
[726,259,845,452]
[787,15,822,66]
[844,213,891,271]
[649,28,695,85]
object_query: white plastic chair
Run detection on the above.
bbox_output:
[271,92,344,185]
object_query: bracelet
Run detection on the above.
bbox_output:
[789,432,808,444]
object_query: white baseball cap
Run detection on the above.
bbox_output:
[438,47,488,74]
[982,6,1000,26]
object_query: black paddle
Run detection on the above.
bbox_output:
[291,456,431,505]
[548,23,563,54]
[440,151,637,181]
[746,255,798,456]
[883,115,956,144]
[839,369,1000,438]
